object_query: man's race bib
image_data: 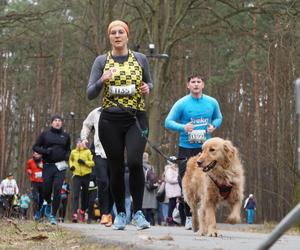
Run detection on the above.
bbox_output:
[89,181,96,188]
[35,172,42,178]
[109,84,136,96]
[55,161,68,171]
[188,129,206,144]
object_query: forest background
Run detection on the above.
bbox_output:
[1,0,300,223]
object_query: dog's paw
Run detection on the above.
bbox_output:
[207,230,218,237]
[199,230,206,236]
[192,225,199,232]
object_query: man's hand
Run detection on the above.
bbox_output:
[207,124,215,133]
[184,122,194,133]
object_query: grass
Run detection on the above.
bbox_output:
[0,218,124,250]
[221,222,300,235]
[258,222,300,235]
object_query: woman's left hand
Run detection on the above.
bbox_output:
[140,82,150,95]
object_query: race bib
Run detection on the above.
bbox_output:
[55,161,68,171]
[61,193,67,199]
[109,84,136,96]
[188,129,206,144]
[89,181,96,188]
[35,172,42,178]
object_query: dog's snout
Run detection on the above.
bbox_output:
[197,160,203,168]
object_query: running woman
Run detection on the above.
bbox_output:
[86,20,153,230]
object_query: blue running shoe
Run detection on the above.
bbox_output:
[131,210,150,230]
[112,212,126,230]
[44,204,52,218]
[50,215,57,225]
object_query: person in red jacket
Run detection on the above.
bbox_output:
[26,151,44,220]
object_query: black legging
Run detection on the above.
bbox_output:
[178,147,202,217]
[72,174,90,213]
[31,181,43,214]
[99,110,147,214]
[42,163,66,216]
[92,155,113,214]
[87,189,98,219]
[167,197,177,218]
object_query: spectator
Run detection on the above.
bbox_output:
[164,162,181,226]
[20,191,31,219]
[69,138,95,223]
[58,179,70,223]
[26,151,44,220]
[32,115,71,225]
[142,152,158,226]
[244,193,256,224]
[0,173,19,217]
[156,173,169,225]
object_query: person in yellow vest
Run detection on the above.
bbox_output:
[86,20,153,230]
[69,138,95,223]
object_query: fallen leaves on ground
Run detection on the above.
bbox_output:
[137,233,174,241]
[0,218,124,250]
[158,234,174,241]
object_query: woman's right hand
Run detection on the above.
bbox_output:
[100,69,113,83]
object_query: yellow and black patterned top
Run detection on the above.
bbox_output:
[102,50,145,111]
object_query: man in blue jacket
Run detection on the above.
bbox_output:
[165,73,222,230]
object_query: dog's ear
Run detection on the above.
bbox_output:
[223,140,236,162]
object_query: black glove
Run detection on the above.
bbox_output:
[77,159,85,164]
[70,166,75,171]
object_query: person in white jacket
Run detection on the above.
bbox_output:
[0,173,19,215]
[164,162,181,225]
[81,107,113,227]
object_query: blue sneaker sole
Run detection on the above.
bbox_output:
[132,220,151,230]
[112,225,126,230]
[136,224,150,230]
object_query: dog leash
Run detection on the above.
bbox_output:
[107,98,187,164]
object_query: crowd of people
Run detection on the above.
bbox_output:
[0,19,255,230]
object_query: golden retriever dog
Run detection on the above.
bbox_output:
[182,137,244,237]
